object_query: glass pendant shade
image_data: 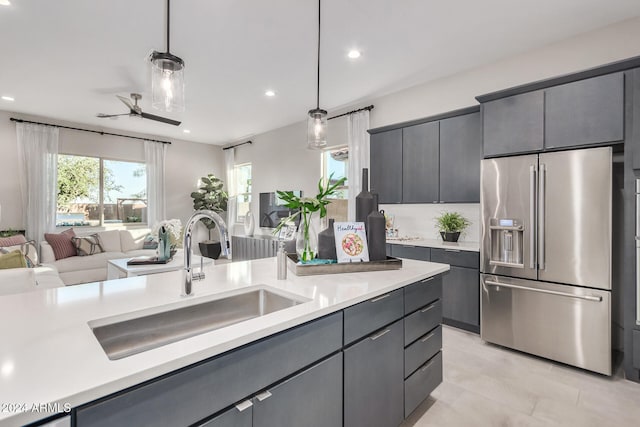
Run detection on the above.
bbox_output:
[151,51,185,113]
[307,108,328,149]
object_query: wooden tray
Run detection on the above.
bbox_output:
[287,254,402,276]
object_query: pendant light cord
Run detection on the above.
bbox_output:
[316,0,321,109]
[166,0,171,53]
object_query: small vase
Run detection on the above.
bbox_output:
[296,208,318,262]
[244,207,255,237]
[440,231,461,242]
[318,218,337,260]
[157,226,171,261]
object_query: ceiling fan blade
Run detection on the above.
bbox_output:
[140,112,181,126]
[116,95,135,110]
[96,113,130,118]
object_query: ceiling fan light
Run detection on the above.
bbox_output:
[307,108,328,149]
[151,51,185,112]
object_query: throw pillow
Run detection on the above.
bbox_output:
[0,234,27,247]
[0,240,39,267]
[44,228,77,260]
[72,234,104,256]
[0,250,27,269]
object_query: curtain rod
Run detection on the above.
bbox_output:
[9,118,172,145]
[328,105,374,121]
[222,140,252,151]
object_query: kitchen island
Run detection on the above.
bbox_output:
[0,257,448,427]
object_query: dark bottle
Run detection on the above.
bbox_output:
[355,168,375,224]
[366,194,387,261]
[318,218,337,260]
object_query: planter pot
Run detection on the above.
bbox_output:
[440,231,461,242]
[199,241,222,259]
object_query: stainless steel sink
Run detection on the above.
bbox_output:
[91,288,306,360]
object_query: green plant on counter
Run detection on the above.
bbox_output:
[434,211,470,233]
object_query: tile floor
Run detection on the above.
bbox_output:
[403,326,640,427]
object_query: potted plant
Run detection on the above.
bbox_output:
[190,173,228,259]
[435,212,470,242]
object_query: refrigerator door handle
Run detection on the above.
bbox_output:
[484,280,602,302]
[529,164,537,269]
[538,163,546,270]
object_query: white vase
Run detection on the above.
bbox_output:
[244,209,255,237]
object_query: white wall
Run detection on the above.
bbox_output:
[0,109,224,232]
[232,17,640,242]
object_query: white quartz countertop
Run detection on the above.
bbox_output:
[387,237,480,252]
[0,257,448,426]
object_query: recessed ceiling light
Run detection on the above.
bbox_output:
[183,129,191,134]
[0,1,11,6]
[265,90,276,97]
[347,50,361,59]
[1,95,15,102]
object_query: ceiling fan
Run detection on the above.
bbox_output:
[97,93,181,126]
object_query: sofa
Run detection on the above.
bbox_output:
[40,228,157,285]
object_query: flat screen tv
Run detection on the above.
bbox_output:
[259,191,302,228]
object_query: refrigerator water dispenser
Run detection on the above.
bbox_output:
[489,218,524,268]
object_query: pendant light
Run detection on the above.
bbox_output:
[150,0,185,112]
[307,0,327,149]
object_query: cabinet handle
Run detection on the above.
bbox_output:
[419,277,435,283]
[420,332,435,343]
[370,328,391,341]
[256,390,272,402]
[420,304,436,313]
[444,249,460,253]
[432,201,439,204]
[371,293,390,303]
[421,358,435,372]
[235,400,253,412]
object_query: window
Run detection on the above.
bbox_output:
[321,147,349,223]
[235,163,252,222]
[56,154,147,227]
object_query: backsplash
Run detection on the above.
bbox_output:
[379,203,481,242]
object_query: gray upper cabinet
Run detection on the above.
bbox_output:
[440,112,481,202]
[631,69,640,170]
[402,121,439,203]
[370,129,402,203]
[482,91,544,157]
[545,73,624,149]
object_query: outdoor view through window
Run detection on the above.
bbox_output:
[56,155,147,226]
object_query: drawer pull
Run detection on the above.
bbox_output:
[444,249,461,253]
[420,332,435,343]
[256,390,272,401]
[370,328,391,341]
[421,358,435,372]
[371,293,391,303]
[420,304,436,313]
[420,277,435,283]
[235,400,253,412]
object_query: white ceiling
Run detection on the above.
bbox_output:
[1,0,639,145]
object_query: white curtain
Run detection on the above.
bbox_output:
[347,110,371,221]
[224,148,237,238]
[16,123,59,247]
[145,141,167,226]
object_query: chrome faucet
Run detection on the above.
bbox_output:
[182,210,230,296]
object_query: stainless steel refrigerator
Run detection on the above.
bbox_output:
[480,147,612,375]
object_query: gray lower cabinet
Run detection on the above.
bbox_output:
[405,352,443,418]
[253,353,343,427]
[431,249,480,333]
[344,319,404,427]
[482,91,544,157]
[370,129,403,203]
[439,112,481,202]
[545,73,624,149]
[402,121,439,203]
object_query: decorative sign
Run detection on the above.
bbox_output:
[334,222,369,263]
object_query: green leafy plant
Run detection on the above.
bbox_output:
[274,174,346,261]
[190,174,228,231]
[434,211,470,233]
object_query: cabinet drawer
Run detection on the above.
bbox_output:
[404,352,443,418]
[391,245,430,261]
[431,248,479,269]
[76,312,343,427]
[344,288,404,345]
[404,300,442,345]
[404,275,442,315]
[405,325,442,378]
